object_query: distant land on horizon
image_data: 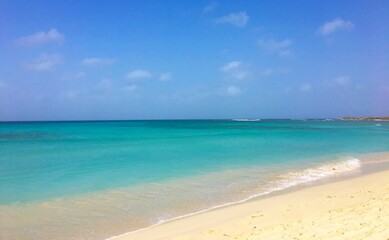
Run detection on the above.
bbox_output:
[338,116,389,121]
[1,116,389,123]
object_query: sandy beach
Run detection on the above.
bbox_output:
[112,153,389,240]
[3,1,389,239]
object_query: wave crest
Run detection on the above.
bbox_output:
[271,158,360,190]
[106,158,360,239]
[232,118,261,122]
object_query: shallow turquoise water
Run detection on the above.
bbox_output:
[1,120,388,204]
[1,120,389,240]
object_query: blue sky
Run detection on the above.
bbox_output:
[1,0,388,120]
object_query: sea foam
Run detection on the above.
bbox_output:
[269,158,360,190]
[232,118,261,122]
[106,157,361,240]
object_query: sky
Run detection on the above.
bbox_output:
[0,0,388,121]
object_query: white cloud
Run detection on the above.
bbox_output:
[259,38,292,50]
[15,28,64,46]
[258,38,293,56]
[123,84,137,92]
[27,53,62,71]
[203,1,218,13]
[317,18,354,36]
[126,69,152,79]
[220,61,241,72]
[81,58,114,67]
[215,12,249,27]
[220,61,250,80]
[225,85,241,96]
[159,72,172,81]
[259,68,291,78]
[95,79,112,94]
[334,76,351,86]
[300,83,312,92]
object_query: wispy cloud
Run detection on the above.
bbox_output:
[317,18,354,36]
[258,68,290,78]
[220,61,241,72]
[323,76,353,88]
[259,39,292,50]
[162,86,212,104]
[81,58,115,67]
[95,79,112,94]
[126,69,152,79]
[333,76,351,86]
[259,68,275,77]
[226,85,241,96]
[0,80,6,89]
[300,83,312,92]
[62,90,80,99]
[258,38,293,56]
[123,84,137,92]
[159,72,172,81]
[215,12,249,28]
[60,71,86,80]
[203,1,218,13]
[220,61,250,80]
[15,28,64,46]
[26,53,62,71]
[217,85,242,97]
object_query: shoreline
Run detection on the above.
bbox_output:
[110,152,389,240]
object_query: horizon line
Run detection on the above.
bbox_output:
[1,116,387,123]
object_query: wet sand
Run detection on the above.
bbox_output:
[112,153,389,240]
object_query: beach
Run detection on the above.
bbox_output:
[3,0,389,239]
[1,120,389,240]
[112,153,389,240]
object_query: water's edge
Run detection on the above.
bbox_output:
[105,151,389,240]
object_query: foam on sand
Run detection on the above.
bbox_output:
[110,154,389,240]
[273,158,360,188]
[106,157,362,240]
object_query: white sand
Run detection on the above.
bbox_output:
[112,153,389,240]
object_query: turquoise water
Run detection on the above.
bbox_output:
[1,120,389,239]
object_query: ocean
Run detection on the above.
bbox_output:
[1,119,389,239]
